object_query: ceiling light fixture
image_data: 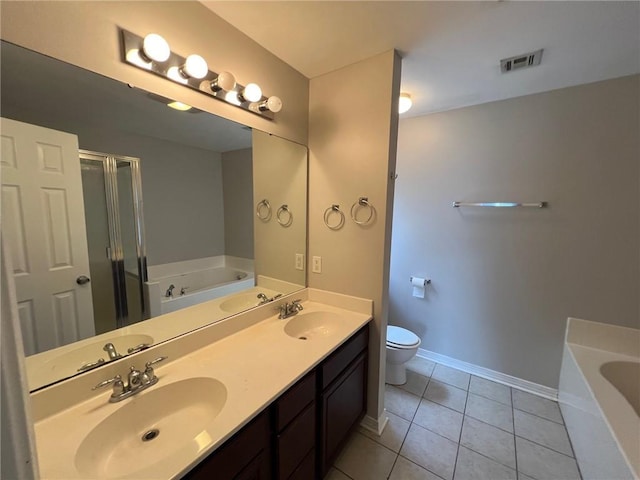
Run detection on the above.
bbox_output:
[399,93,412,114]
[167,101,193,111]
[121,29,282,119]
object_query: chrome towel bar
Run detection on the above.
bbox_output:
[452,201,547,208]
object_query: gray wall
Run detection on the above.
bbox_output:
[222,148,254,259]
[61,126,226,266]
[0,102,227,266]
[390,75,640,388]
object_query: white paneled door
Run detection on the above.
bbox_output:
[1,117,95,355]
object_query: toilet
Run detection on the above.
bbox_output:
[386,325,421,385]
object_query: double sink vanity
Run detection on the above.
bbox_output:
[31,289,372,479]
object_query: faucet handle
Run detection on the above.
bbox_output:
[127,343,150,354]
[145,356,168,369]
[142,356,168,384]
[144,356,168,375]
[92,374,124,395]
[78,358,106,372]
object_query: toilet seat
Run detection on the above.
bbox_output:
[386,326,420,349]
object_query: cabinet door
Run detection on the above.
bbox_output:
[184,411,271,480]
[320,352,367,475]
[235,451,271,480]
[276,402,315,479]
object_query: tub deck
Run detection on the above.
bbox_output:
[559,318,639,480]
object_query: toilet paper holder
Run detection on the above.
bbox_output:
[410,276,431,286]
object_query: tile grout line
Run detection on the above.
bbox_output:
[556,401,584,480]
[388,363,578,480]
[451,375,471,480]
[512,387,520,479]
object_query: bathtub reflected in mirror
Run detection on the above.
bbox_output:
[0,41,307,391]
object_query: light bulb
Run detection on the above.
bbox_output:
[240,83,262,103]
[167,66,188,84]
[126,49,151,69]
[142,34,170,63]
[258,96,283,113]
[225,91,241,106]
[210,71,236,92]
[182,54,208,79]
[399,93,412,114]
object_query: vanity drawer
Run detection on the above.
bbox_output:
[276,401,316,480]
[321,325,368,389]
[274,370,316,431]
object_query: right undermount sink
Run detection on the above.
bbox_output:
[284,311,344,340]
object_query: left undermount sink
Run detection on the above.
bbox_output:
[75,377,227,479]
[284,311,344,340]
[34,334,154,378]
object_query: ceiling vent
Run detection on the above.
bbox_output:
[500,49,543,73]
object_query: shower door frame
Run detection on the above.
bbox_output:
[79,149,148,329]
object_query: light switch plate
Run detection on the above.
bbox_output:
[295,253,304,271]
[312,256,322,273]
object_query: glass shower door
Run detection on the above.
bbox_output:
[79,150,147,331]
[80,158,118,334]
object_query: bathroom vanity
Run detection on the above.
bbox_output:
[186,325,368,479]
[30,289,372,480]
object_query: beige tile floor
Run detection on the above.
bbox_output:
[326,358,581,480]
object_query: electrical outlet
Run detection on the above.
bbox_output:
[295,253,304,271]
[312,256,322,273]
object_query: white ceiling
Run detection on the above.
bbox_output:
[1,42,252,152]
[203,1,640,117]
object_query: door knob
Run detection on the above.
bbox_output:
[76,275,91,285]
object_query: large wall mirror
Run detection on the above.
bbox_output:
[0,41,308,391]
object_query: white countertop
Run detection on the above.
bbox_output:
[33,292,372,479]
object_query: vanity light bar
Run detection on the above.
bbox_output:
[120,29,281,119]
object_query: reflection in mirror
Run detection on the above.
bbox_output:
[0,41,307,391]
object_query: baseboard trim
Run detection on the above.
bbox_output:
[417,348,558,401]
[360,410,389,436]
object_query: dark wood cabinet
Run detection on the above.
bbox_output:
[273,371,316,480]
[183,323,369,480]
[318,327,368,476]
[184,411,271,480]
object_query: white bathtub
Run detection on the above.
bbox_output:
[559,318,640,480]
[146,261,255,316]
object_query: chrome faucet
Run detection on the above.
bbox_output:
[165,284,175,297]
[278,299,304,319]
[258,293,283,305]
[103,342,123,360]
[92,356,167,403]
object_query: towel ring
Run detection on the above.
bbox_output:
[277,204,293,227]
[350,197,374,225]
[324,204,345,230]
[256,199,271,221]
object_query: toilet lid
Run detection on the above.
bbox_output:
[387,326,421,348]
